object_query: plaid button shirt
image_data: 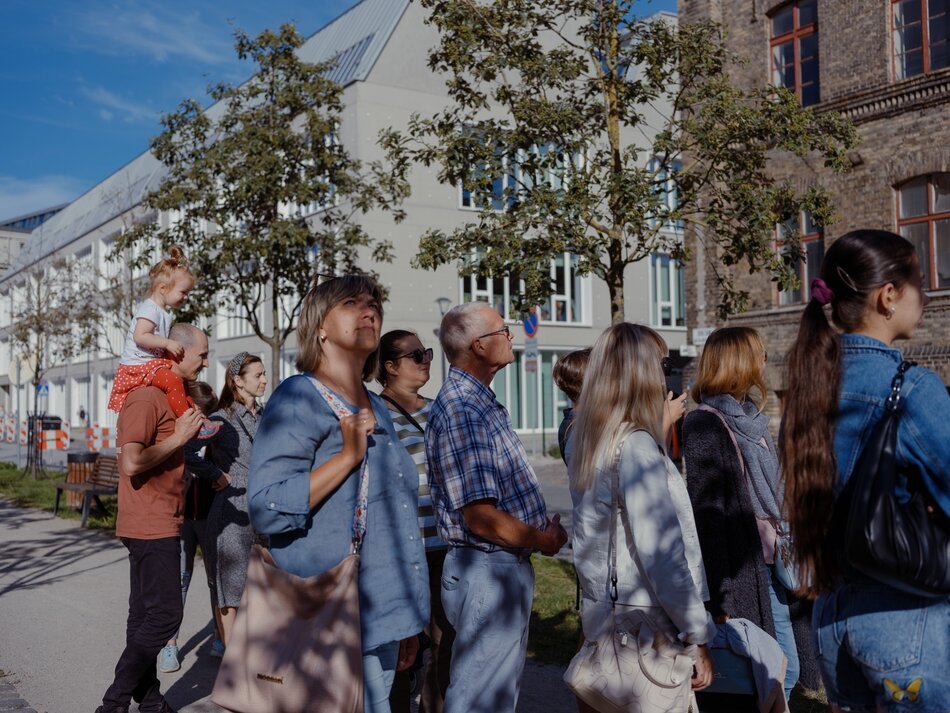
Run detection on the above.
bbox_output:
[425,366,548,550]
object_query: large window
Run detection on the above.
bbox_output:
[461,252,589,325]
[459,142,582,211]
[770,1,820,107]
[493,349,572,433]
[647,158,683,231]
[892,0,950,79]
[897,174,950,288]
[650,254,686,328]
[776,210,824,305]
[216,305,258,340]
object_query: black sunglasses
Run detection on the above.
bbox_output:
[392,347,434,365]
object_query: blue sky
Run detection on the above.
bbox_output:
[0,0,677,220]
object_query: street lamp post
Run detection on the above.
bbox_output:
[433,297,451,385]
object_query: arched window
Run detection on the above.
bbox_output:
[897,174,950,289]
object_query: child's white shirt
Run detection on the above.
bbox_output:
[120,299,170,365]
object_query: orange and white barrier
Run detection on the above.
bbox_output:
[38,421,70,451]
[4,416,15,444]
[86,424,114,452]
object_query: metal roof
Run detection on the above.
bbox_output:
[2,0,411,283]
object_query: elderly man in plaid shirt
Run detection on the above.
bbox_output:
[425,301,568,713]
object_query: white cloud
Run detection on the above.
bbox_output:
[0,175,89,221]
[81,86,156,123]
[70,1,234,65]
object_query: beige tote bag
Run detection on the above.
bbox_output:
[211,544,363,713]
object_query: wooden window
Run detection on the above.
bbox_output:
[770,0,820,107]
[897,174,950,288]
[776,210,824,305]
[892,0,950,80]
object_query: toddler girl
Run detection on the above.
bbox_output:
[108,246,219,439]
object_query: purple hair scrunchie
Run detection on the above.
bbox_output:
[811,278,834,305]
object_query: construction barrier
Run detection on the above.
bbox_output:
[38,421,70,451]
[19,419,27,446]
[4,416,15,444]
[86,424,114,452]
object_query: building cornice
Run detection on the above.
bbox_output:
[818,70,950,124]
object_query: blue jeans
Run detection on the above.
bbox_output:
[765,564,800,699]
[441,547,535,713]
[813,582,950,712]
[363,640,399,713]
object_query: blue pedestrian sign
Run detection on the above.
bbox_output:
[36,383,49,396]
[523,308,539,338]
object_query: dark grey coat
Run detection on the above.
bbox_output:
[683,409,820,690]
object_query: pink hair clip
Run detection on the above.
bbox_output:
[811,278,834,305]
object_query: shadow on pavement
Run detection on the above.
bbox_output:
[0,500,123,596]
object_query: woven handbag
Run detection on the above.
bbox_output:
[564,438,695,713]
[836,360,950,597]
[211,376,372,713]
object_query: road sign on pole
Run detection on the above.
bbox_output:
[523,308,539,339]
[524,337,539,372]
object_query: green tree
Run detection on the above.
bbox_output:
[10,256,100,477]
[381,0,858,322]
[118,24,406,377]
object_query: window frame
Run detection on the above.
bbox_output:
[896,173,950,289]
[769,0,820,107]
[892,0,950,79]
[459,251,591,326]
[775,210,824,306]
[649,253,687,330]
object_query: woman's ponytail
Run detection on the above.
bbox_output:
[780,230,919,595]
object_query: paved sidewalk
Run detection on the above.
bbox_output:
[0,455,579,713]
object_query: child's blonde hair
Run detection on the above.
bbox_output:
[149,245,193,292]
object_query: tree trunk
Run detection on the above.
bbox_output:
[270,286,281,393]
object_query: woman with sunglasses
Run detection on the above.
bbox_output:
[377,330,452,713]
[683,327,816,701]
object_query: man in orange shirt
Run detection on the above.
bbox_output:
[96,324,207,713]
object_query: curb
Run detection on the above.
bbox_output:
[0,680,37,713]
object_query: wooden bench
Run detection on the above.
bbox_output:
[53,454,120,527]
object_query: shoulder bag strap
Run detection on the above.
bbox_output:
[306,376,371,554]
[608,437,623,608]
[379,393,425,434]
[231,409,255,444]
[695,404,746,478]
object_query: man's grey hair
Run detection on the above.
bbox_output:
[168,322,204,347]
[439,301,495,363]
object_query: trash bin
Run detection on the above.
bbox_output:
[66,452,98,509]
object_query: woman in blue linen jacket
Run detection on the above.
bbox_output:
[248,275,429,713]
[781,230,950,713]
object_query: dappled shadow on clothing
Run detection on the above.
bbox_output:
[0,500,123,596]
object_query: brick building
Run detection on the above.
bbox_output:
[680,0,950,407]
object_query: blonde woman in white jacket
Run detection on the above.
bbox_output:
[568,323,715,708]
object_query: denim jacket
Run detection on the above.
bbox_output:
[835,333,950,520]
[247,374,429,651]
